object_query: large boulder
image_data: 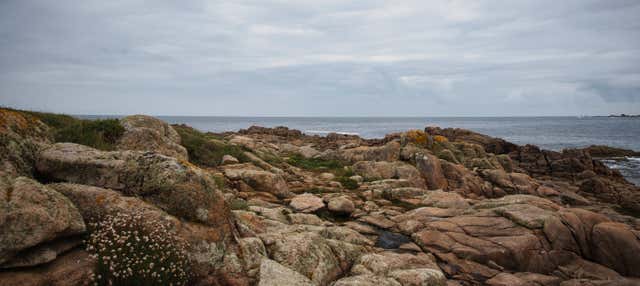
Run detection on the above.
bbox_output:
[117,115,188,160]
[0,109,51,177]
[353,161,426,188]
[36,143,228,227]
[425,126,518,155]
[440,161,493,197]
[335,141,401,163]
[289,193,325,213]
[0,176,85,267]
[49,183,245,284]
[415,154,448,190]
[223,164,292,198]
[408,194,640,284]
[327,196,356,215]
[481,169,539,195]
[258,259,314,286]
[0,249,94,286]
[333,252,446,286]
[262,231,365,286]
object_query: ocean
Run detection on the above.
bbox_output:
[83,115,640,185]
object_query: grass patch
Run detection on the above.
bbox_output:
[229,198,249,210]
[337,176,359,190]
[286,154,344,171]
[173,124,248,167]
[54,119,124,150]
[212,174,226,190]
[5,108,125,150]
[285,154,359,190]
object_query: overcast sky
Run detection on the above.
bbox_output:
[1,0,639,116]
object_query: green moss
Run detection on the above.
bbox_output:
[173,125,249,167]
[337,176,359,190]
[212,174,226,190]
[285,154,344,171]
[285,154,359,190]
[229,198,248,210]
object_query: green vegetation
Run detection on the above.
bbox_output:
[229,198,249,210]
[337,176,359,190]
[53,119,124,150]
[8,108,125,150]
[285,154,359,190]
[212,173,226,190]
[286,154,344,171]
[173,124,248,167]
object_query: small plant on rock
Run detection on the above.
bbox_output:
[86,212,191,286]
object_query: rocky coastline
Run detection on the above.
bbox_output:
[1,108,639,286]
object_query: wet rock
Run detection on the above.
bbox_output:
[321,226,374,246]
[375,230,412,249]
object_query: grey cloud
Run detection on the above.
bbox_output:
[1,0,640,116]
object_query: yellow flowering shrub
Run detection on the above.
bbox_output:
[433,135,449,143]
[405,129,427,145]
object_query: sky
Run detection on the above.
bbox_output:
[1,0,639,116]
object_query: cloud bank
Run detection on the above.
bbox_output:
[1,0,639,116]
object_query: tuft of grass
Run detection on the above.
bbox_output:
[54,119,124,150]
[229,198,249,210]
[337,176,359,190]
[285,154,359,190]
[173,125,248,167]
[8,108,125,150]
[285,154,344,171]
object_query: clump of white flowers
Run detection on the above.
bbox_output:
[86,212,190,286]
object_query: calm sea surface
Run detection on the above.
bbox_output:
[82,116,640,185]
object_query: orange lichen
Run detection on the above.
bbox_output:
[0,108,49,138]
[95,194,106,205]
[0,109,28,133]
[179,159,198,169]
[406,129,427,145]
[433,135,449,143]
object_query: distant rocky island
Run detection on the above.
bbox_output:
[1,107,639,286]
[607,114,640,118]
